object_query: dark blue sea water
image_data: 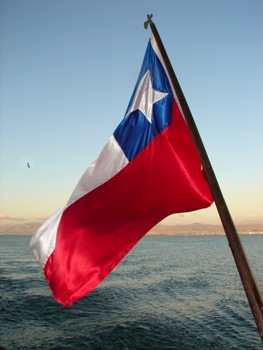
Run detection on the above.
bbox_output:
[0,234,262,350]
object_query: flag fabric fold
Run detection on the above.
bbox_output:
[30,33,214,306]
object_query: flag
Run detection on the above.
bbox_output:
[30,33,214,307]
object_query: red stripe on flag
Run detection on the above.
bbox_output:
[44,101,213,306]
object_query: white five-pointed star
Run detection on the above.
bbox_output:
[126,69,168,123]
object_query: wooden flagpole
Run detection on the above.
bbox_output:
[144,15,263,342]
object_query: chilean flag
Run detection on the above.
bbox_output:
[30,34,214,306]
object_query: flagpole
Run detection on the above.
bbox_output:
[144,15,263,341]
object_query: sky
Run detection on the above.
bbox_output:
[1,0,263,234]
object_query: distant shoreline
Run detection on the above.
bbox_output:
[1,221,262,236]
[148,232,263,236]
[1,227,262,237]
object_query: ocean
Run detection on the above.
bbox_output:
[0,234,262,349]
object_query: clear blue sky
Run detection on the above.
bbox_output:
[1,0,263,230]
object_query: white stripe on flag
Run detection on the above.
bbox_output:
[30,135,128,268]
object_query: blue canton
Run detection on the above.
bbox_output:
[113,41,174,161]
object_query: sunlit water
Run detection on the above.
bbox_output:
[0,234,262,349]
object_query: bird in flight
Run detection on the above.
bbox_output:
[27,163,30,168]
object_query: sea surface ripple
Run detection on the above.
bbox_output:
[0,234,262,349]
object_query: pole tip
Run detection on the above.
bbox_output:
[144,14,153,29]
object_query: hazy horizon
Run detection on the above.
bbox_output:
[1,214,262,236]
